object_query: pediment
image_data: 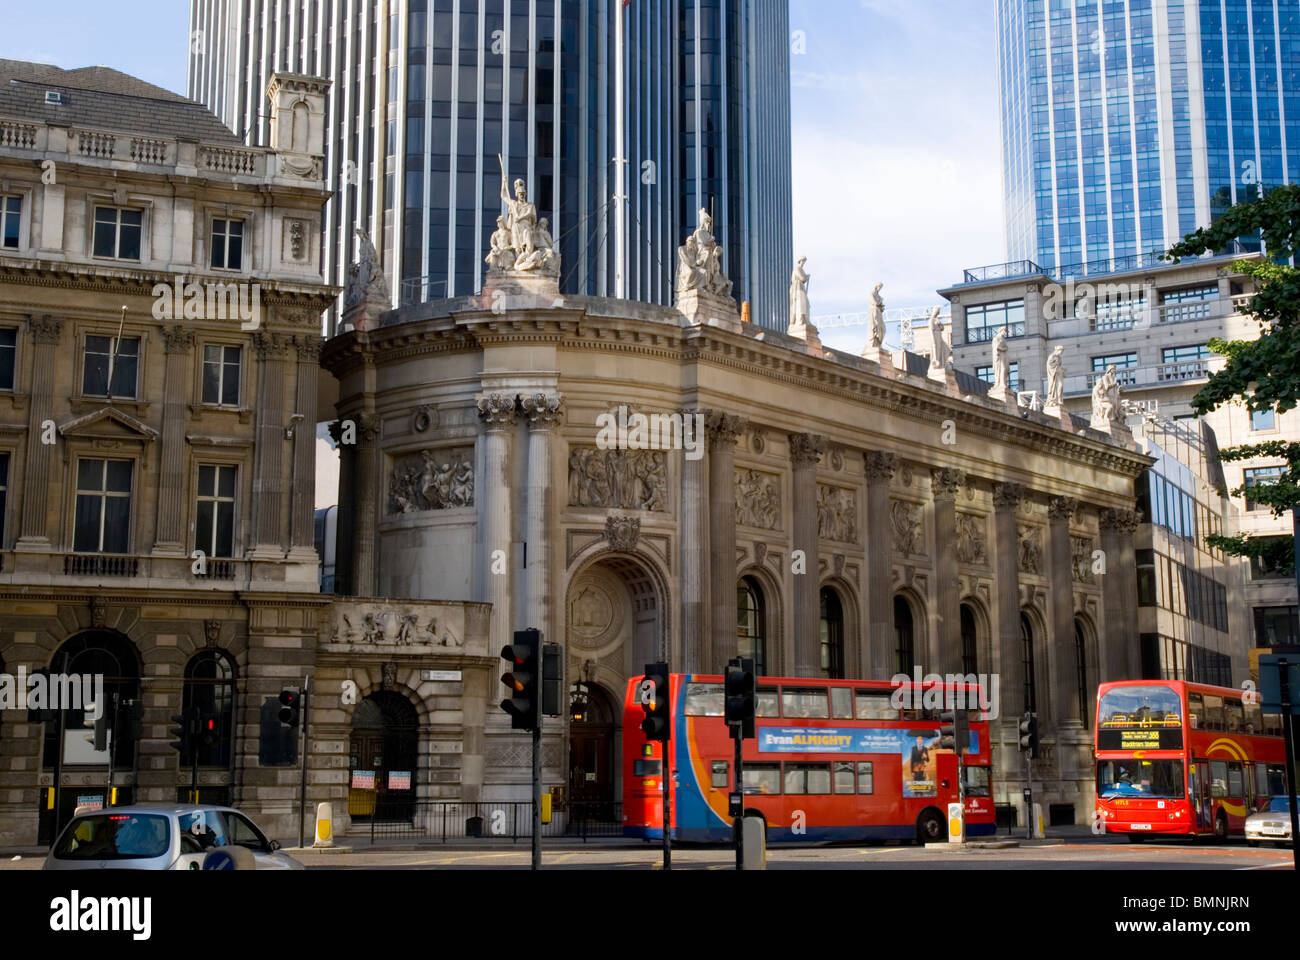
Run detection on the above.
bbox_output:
[58,407,160,442]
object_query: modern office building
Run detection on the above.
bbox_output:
[187,0,794,332]
[996,0,1300,272]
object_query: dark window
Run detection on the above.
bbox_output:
[1075,620,1089,726]
[92,207,142,260]
[965,299,1026,342]
[0,451,7,547]
[1244,466,1284,512]
[894,596,915,675]
[819,588,844,679]
[1255,606,1300,647]
[975,362,1021,391]
[220,812,268,850]
[210,219,244,270]
[182,650,235,768]
[195,465,236,558]
[201,344,241,406]
[0,327,15,389]
[0,195,19,248]
[73,459,132,553]
[82,335,139,398]
[51,814,169,860]
[1020,612,1037,713]
[960,604,978,675]
[737,577,766,675]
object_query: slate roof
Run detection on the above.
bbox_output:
[0,59,243,145]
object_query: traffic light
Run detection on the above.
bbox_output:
[1018,711,1039,758]
[169,710,196,755]
[278,689,301,726]
[640,662,670,742]
[199,714,220,750]
[119,700,143,744]
[90,704,109,753]
[500,628,540,731]
[724,657,756,740]
[939,704,971,753]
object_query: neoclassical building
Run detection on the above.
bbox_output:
[323,216,1154,826]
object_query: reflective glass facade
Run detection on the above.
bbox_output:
[189,0,792,333]
[997,0,1300,272]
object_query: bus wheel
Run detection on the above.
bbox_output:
[1214,812,1228,841]
[916,808,946,844]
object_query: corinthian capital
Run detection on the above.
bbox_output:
[295,334,324,362]
[1048,495,1078,521]
[477,393,518,430]
[706,411,748,446]
[1099,507,1142,533]
[520,392,565,429]
[27,314,63,345]
[863,450,899,482]
[788,432,827,466]
[991,481,1024,510]
[161,325,195,354]
[931,467,966,501]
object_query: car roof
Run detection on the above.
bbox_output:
[70,804,238,816]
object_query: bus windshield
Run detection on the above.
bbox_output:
[1097,759,1185,799]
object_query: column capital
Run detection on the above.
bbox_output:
[706,411,748,446]
[1099,506,1141,533]
[477,393,519,430]
[520,392,565,429]
[863,450,899,482]
[356,412,381,442]
[931,467,967,501]
[160,324,195,354]
[27,314,63,344]
[251,330,290,359]
[294,333,324,362]
[1048,495,1078,521]
[991,481,1025,510]
[788,432,827,466]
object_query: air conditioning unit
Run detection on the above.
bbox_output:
[45,91,64,105]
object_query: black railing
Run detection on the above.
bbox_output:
[355,800,623,843]
[63,554,139,577]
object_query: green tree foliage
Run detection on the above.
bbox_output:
[1164,185,1300,572]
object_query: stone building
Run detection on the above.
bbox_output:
[322,211,1155,828]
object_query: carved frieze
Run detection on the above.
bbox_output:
[328,605,464,647]
[817,484,858,542]
[604,515,641,552]
[735,468,782,530]
[568,447,668,511]
[387,448,474,514]
[1018,524,1043,575]
[891,501,924,556]
[955,513,988,565]
[1072,535,1096,583]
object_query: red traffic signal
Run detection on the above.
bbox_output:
[278,689,301,726]
[640,663,670,742]
[500,629,540,731]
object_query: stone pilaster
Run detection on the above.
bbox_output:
[288,335,323,559]
[679,406,711,673]
[789,432,827,675]
[992,482,1025,712]
[16,315,62,549]
[330,419,356,595]
[249,332,289,559]
[863,451,899,679]
[1048,496,1079,724]
[708,411,747,671]
[477,394,518,656]
[931,467,966,675]
[1099,507,1142,681]
[153,326,194,555]
[351,412,381,596]
[520,393,564,639]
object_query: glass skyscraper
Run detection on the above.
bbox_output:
[188,0,792,333]
[997,0,1300,272]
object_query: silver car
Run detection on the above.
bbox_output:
[43,804,303,870]
[1245,796,1294,847]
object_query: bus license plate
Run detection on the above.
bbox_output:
[1131,823,1151,830]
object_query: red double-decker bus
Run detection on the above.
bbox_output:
[1094,679,1292,840]
[623,674,995,843]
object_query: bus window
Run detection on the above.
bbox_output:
[830,687,853,719]
[857,762,874,794]
[634,759,662,777]
[742,764,781,795]
[782,688,829,719]
[711,761,728,788]
[1263,711,1284,737]
[1187,691,1202,729]
[1267,764,1287,796]
[1202,694,1223,731]
[684,683,723,716]
[855,691,896,720]
[833,762,855,794]
[1244,701,1262,735]
[1255,763,1270,799]
[756,689,780,717]
[1225,699,1244,733]
[964,765,992,798]
[1227,762,1244,798]
[784,763,831,795]
[1209,760,1228,798]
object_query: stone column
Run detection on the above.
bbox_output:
[330,420,356,595]
[1048,496,1079,724]
[992,483,1025,711]
[708,412,747,671]
[679,407,711,673]
[863,451,899,679]
[1099,507,1142,681]
[351,412,381,596]
[249,332,288,559]
[152,326,194,555]
[789,432,827,676]
[520,393,564,637]
[930,468,966,675]
[16,315,62,549]
[288,335,323,559]
[477,394,518,656]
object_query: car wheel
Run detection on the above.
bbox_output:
[1214,812,1228,841]
[916,808,946,844]
[1247,839,1259,847]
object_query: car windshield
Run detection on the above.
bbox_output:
[52,814,170,860]
[1097,759,1185,799]
[1267,797,1293,814]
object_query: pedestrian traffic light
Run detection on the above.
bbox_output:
[938,700,970,753]
[640,662,670,742]
[91,704,109,753]
[169,710,196,755]
[199,714,220,750]
[119,700,143,743]
[500,628,540,731]
[278,689,301,726]
[1018,711,1039,758]
[724,657,756,739]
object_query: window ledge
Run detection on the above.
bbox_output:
[188,403,252,423]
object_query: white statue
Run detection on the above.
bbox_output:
[991,327,1010,393]
[676,207,732,298]
[1091,363,1123,428]
[345,227,389,307]
[485,215,515,271]
[928,308,952,372]
[866,282,886,350]
[1045,345,1065,407]
[482,155,560,278]
[789,257,811,328]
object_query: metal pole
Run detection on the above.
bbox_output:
[661,736,671,870]
[734,731,744,871]
[1278,657,1300,873]
[531,723,541,870]
[190,704,199,803]
[298,677,310,849]
[52,653,70,840]
[105,693,118,807]
[1024,749,1033,841]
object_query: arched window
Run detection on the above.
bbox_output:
[1075,619,1089,727]
[960,604,979,675]
[820,588,844,679]
[1020,612,1037,714]
[183,650,236,769]
[42,631,140,769]
[894,596,915,675]
[736,577,767,675]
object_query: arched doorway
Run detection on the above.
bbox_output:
[1074,617,1091,726]
[960,604,979,675]
[894,596,916,675]
[820,587,845,679]
[568,682,617,814]
[1020,612,1038,714]
[348,691,419,823]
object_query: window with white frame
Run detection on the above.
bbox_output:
[82,334,140,398]
[210,219,244,270]
[73,458,133,553]
[201,344,241,406]
[195,465,237,559]
[92,206,142,260]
